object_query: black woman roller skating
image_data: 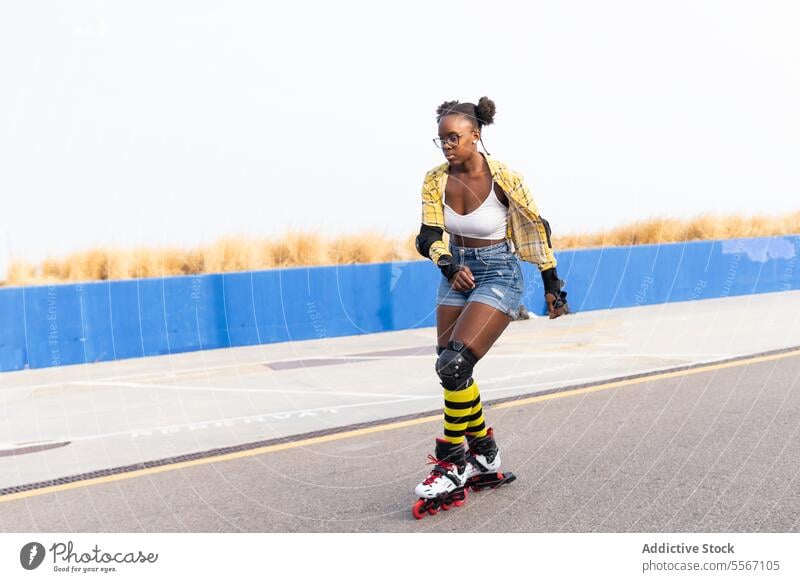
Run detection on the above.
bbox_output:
[412,96,568,520]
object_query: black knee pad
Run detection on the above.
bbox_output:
[435,340,478,390]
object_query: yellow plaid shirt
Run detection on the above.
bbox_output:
[420,153,557,272]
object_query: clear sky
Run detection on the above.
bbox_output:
[1,1,799,275]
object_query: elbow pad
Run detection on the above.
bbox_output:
[415,224,444,259]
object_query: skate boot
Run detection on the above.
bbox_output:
[465,428,517,491]
[411,438,469,519]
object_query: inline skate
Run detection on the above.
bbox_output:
[464,427,517,491]
[412,438,469,519]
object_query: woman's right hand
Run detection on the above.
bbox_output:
[449,265,475,291]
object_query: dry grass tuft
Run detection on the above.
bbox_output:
[3,212,798,286]
[552,212,800,250]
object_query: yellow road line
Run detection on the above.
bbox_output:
[492,349,800,410]
[2,348,799,504]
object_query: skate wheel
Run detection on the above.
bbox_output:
[427,507,439,516]
[453,488,468,507]
[412,499,427,520]
[440,502,451,511]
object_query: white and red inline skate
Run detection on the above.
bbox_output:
[412,429,516,520]
[412,438,469,519]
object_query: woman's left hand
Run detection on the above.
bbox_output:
[545,293,567,319]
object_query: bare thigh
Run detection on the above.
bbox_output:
[436,305,463,349]
[450,302,512,359]
[438,302,512,360]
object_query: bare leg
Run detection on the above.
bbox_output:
[449,301,512,359]
[436,305,463,350]
[441,302,513,443]
[453,302,512,439]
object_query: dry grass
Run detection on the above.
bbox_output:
[3,212,799,287]
[552,211,800,249]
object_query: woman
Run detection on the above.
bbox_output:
[412,96,568,517]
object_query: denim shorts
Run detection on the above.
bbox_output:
[435,240,524,317]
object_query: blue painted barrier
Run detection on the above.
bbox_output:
[0,235,797,372]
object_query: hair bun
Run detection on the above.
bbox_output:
[474,96,496,126]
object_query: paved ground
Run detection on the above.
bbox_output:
[1,292,799,532]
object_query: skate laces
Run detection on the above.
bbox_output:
[422,454,455,485]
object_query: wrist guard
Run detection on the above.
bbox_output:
[541,267,568,308]
[541,267,562,295]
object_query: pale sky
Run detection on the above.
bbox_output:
[1,1,799,274]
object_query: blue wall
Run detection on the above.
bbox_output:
[1,235,798,372]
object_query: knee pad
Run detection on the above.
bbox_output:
[435,340,478,390]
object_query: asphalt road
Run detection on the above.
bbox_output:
[2,347,799,533]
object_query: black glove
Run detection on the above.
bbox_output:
[552,290,568,310]
[436,255,461,281]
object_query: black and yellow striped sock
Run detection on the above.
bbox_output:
[465,379,488,439]
[442,379,476,445]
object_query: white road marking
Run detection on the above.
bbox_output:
[0,395,436,444]
[72,380,423,400]
[479,363,582,384]
[0,352,736,395]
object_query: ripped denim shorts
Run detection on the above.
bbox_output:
[435,240,524,317]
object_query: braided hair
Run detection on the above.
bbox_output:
[435,96,496,155]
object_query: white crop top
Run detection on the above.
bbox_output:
[444,180,508,240]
